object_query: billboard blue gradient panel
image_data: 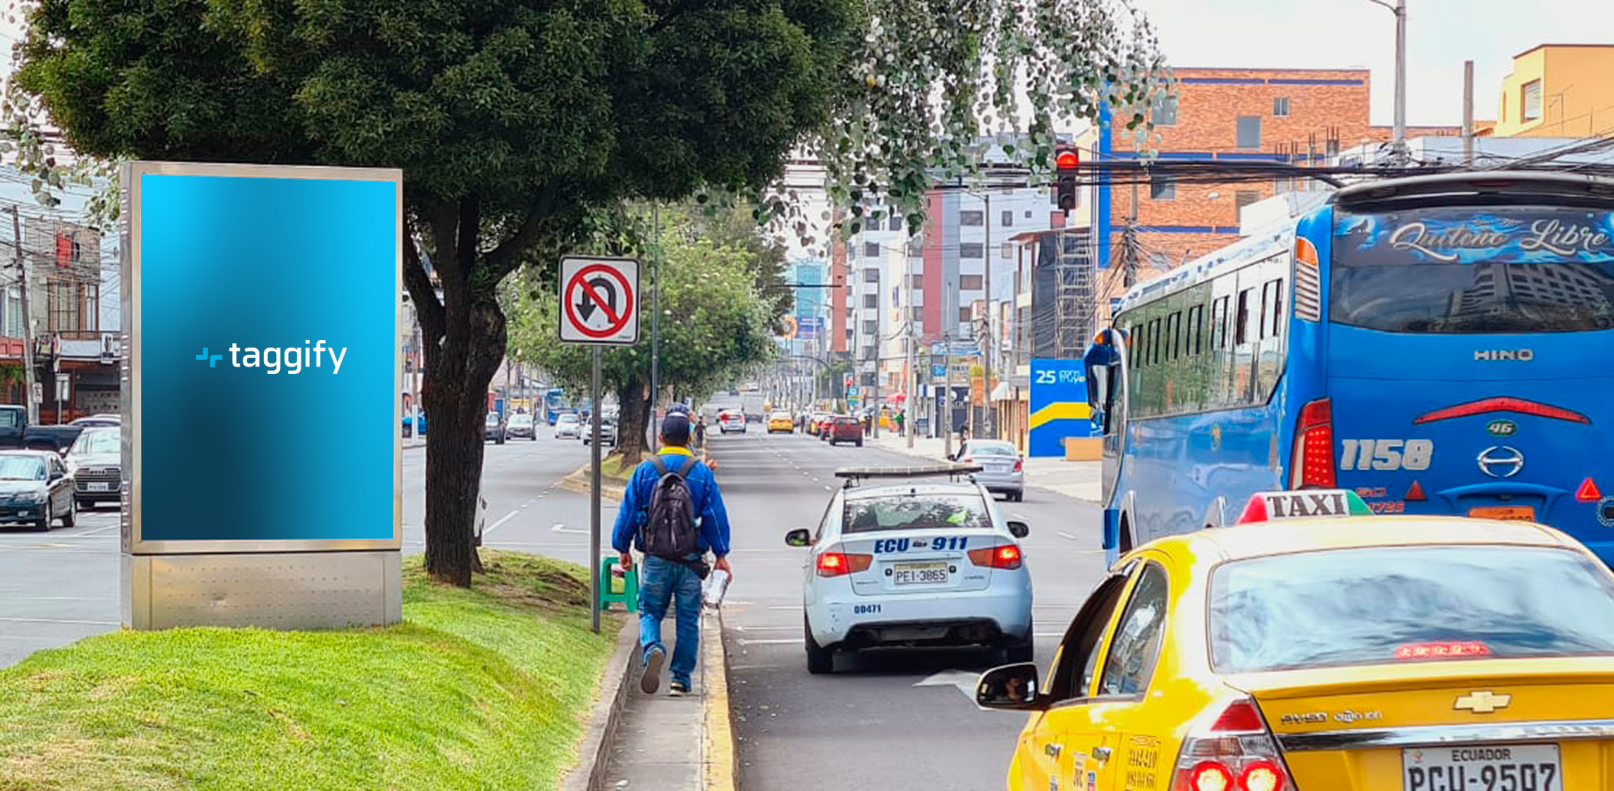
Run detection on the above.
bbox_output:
[138,172,396,542]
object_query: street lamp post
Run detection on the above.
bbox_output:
[1367,0,1408,160]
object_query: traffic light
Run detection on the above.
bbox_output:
[1053,145,1080,211]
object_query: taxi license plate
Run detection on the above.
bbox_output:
[1403,744,1560,791]
[892,562,948,586]
[87,483,112,492]
[1468,505,1535,521]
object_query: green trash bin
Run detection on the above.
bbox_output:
[598,556,638,613]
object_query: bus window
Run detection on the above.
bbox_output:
[1166,312,1180,360]
[1235,288,1253,346]
[1188,305,1204,354]
[1211,296,1229,350]
[1270,279,1285,338]
[1149,319,1162,366]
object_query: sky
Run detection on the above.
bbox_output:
[1131,0,1614,127]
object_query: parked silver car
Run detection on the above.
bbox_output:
[583,417,618,446]
[0,450,76,530]
[953,439,1024,501]
[66,426,120,509]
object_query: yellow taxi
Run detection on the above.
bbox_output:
[978,488,1614,791]
[768,411,795,434]
[808,412,831,436]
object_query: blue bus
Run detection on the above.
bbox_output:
[543,388,566,425]
[1084,172,1614,566]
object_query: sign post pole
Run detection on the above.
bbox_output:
[589,345,602,634]
[558,254,640,634]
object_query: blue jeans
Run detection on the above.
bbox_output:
[638,555,702,686]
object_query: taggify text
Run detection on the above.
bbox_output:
[228,341,347,375]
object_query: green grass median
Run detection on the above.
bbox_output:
[0,551,622,791]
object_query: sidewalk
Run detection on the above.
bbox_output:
[866,432,1102,503]
[602,611,732,790]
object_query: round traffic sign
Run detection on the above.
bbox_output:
[563,264,636,340]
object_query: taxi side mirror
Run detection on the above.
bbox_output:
[976,662,1046,711]
[785,528,812,548]
[1007,521,1029,539]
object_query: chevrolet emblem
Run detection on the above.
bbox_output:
[1454,691,1511,714]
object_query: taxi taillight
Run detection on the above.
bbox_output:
[1288,398,1334,489]
[1170,699,1293,791]
[816,551,872,578]
[967,544,1022,570]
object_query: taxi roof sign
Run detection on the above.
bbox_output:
[1236,489,1373,524]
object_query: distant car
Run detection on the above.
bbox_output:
[768,411,794,434]
[583,417,618,446]
[484,412,506,444]
[507,413,537,440]
[808,413,831,436]
[953,439,1024,501]
[0,450,76,530]
[719,412,746,434]
[69,414,120,427]
[828,416,864,447]
[66,426,120,510]
[555,413,582,439]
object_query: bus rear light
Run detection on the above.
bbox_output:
[1414,397,1590,425]
[1289,398,1335,489]
[1577,477,1602,502]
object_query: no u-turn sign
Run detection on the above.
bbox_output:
[559,256,640,345]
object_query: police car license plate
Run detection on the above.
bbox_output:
[892,561,948,586]
[1402,744,1559,791]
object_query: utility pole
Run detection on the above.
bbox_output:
[10,208,36,425]
[1123,180,1140,286]
[943,329,954,459]
[650,202,661,444]
[982,192,994,440]
[1368,0,1408,161]
[905,237,916,449]
[869,267,879,439]
[1462,60,1475,166]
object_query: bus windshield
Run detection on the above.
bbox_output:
[1331,205,1614,334]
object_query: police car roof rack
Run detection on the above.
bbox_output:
[833,463,985,489]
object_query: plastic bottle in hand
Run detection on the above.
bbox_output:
[703,569,731,609]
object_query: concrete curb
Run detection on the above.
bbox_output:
[560,618,637,791]
[701,608,738,791]
[557,465,627,502]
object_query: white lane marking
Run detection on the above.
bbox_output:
[551,523,588,535]
[0,615,119,626]
[486,510,520,533]
[74,525,122,536]
[1057,531,1080,541]
[914,670,980,701]
[823,485,832,491]
[1013,513,1029,520]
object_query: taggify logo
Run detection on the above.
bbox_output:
[193,341,348,374]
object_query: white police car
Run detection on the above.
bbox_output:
[784,465,1034,674]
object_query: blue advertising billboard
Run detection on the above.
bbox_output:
[1029,358,1091,458]
[125,162,402,552]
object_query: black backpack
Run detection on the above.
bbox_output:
[641,455,701,560]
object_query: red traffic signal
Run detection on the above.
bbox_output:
[1053,145,1080,211]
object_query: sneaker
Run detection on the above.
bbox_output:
[640,646,666,695]
[669,680,690,697]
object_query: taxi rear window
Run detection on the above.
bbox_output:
[843,494,992,533]
[1209,546,1614,673]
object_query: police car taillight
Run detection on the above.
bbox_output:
[816,551,872,577]
[1171,699,1294,791]
[1235,489,1373,524]
[967,544,1022,570]
[1288,398,1335,489]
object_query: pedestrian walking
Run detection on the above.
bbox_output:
[693,415,706,450]
[612,413,732,696]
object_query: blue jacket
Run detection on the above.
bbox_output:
[611,447,731,557]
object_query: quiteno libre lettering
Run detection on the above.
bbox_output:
[228,341,348,374]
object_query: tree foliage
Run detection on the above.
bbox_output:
[9,0,1168,586]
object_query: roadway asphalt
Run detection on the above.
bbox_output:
[712,429,1109,791]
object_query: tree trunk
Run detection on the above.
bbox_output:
[615,380,647,466]
[420,293,507,587]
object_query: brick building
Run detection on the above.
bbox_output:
[1082,67,1460,311]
